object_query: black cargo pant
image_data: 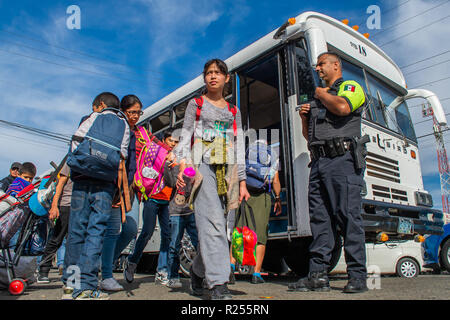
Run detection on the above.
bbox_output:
[308,151,367,279]
[38,206,70,275]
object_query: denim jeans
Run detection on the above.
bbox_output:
[168,214,198,280]
[57,238,66,267]
[101,197,139,280]
[128,199,170,273]
[39,206,70,275]
[62,180,115,297]
[115,196,139,259]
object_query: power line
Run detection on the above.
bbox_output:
[0,28,163,76]
[0,130,69,152]
[413,76,450,88]
[414,113,450,125]
[371,0,450,38]
[417,128,450,139]
[379,14,450,47]
[0,119,72,144]
[0,37,165,82]
[0,47,154,86]
[404,58,450,76]
[408,98,450,109]
[400,49,450,69]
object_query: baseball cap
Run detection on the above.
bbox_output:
[10,162,22,170]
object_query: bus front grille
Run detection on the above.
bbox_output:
[366,152,400,183]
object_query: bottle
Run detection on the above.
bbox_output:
[170,167,196,213]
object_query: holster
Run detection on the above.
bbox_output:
[350,134,370,171]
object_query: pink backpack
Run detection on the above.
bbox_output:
[134,127,171,201]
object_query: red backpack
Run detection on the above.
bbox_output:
[193,96,238,136]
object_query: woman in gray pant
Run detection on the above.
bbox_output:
[174,59,250,300]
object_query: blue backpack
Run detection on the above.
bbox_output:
[245,141,277,192]
[67,108,130,182]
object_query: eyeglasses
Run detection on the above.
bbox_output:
[126,110,143,116]
[11,167,20,171]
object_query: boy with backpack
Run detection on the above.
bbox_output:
[62,92,130,300]
[229,139,282,284]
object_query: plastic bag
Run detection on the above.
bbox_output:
[231,201,257,266]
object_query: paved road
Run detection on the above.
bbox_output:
[1,269,449,301]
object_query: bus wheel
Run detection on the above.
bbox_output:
[283,236,342,277]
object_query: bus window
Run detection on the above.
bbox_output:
[294,41,316,104]
[341,59,374,121]
[395,102,417,142]
[174,100,188,123]
[365,72,417,142]
[150,110,171,134]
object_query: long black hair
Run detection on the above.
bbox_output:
[120,94,143,112]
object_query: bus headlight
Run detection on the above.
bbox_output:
[415,191,433,207]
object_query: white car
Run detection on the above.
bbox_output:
[331,240,427,278]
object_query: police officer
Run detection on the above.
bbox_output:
[288,52,368,293]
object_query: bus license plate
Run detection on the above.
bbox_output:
[397,218,413,234]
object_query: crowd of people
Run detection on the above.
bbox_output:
[1,52,369,299]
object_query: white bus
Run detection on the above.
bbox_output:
[133,11,445,276]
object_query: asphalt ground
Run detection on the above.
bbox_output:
[1,268,448,301]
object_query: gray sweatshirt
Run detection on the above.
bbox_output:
[173,98,246,181]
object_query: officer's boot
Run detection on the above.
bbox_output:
[308,271,331,292]
[287,276,311,292]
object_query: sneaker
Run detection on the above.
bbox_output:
[165,278,182,289]
[100,278,124,292]
[61,285,74,300]
[74,289,110,300]
[251,273,265,284]
[155,271,169,285]
[37,274,50,284]
[209,284,232,300]
[343,278,368,294]
[123,258,137,283]
[190,266,204,296]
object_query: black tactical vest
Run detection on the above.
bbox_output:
[308,78,364,145]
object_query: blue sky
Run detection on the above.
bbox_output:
[0,0,448,211]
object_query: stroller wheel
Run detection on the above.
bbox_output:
[9,279,26,295]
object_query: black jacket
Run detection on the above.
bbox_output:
[0,175,15,192]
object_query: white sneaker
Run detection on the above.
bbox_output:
[155,271,169,285]
[61,285,74,300]
[123,258,137,283]
[165,278,182,289]
[100,278,124,292]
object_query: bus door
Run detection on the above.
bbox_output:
[235,50,295,239]
[278,39,319,238]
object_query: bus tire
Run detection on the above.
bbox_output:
[283,236,342,277]
[283,237,312,277]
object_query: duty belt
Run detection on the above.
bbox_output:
[309,138,353,161]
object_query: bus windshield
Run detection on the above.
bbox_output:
[341,59,417,143]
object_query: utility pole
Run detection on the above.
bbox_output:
[423,104,450,223]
